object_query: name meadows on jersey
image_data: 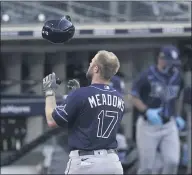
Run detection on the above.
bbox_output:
[88,94,124,112]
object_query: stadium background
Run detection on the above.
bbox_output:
[0,1,191,174]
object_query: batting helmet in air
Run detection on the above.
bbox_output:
[42,15,75,44]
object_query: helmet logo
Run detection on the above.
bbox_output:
[171,50,178,59]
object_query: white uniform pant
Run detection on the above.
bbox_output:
[65,149,123,174]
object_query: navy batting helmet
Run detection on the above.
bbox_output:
[159,45,181,73]
[42,15,75,44]
[159,45,181,64]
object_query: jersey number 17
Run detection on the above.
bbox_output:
[97,110,119,138]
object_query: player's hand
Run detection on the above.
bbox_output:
[145,108,163,125]
[67,79,80,91]
[43,72,59,96]
[175,116,185,131]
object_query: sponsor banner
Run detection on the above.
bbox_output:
[1,95,64,117]
[1,104,42,117]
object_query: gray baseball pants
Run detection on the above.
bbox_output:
[65,149,123,174]
[136,117,180,174]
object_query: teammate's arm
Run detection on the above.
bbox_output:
[131,72,163,125]
[132,98,148,113]
[130,73,148,113]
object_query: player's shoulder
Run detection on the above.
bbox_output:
[69,87,88,95]
[146,65,155,74]
[68,86,96,99]
[104,85,124,99]
[84,84,123,98]
[63,87,89,103]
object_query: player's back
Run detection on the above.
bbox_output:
[68,83,125,151]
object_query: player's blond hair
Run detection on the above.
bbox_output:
[95,50,120,80]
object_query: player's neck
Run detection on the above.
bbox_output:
[91,77,109,85]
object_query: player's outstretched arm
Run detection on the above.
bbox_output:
[51,87,82,127]
[45,96,58,127]
[43,74,81,128]
[43,72,59,127]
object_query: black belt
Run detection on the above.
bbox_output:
[78,149,117,156]
[143,116,171,124]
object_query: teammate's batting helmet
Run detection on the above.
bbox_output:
[159,45,181,73]
[42,15,75,44]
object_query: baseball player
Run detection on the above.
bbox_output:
[43,50,125,174]
[130,45,186,174]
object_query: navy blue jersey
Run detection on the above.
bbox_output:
[110,75,125,95]
[131,65,184,117]
[52,84,125,151]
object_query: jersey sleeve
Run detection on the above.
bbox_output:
[130,71,148,98]
[52,89,83,127]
